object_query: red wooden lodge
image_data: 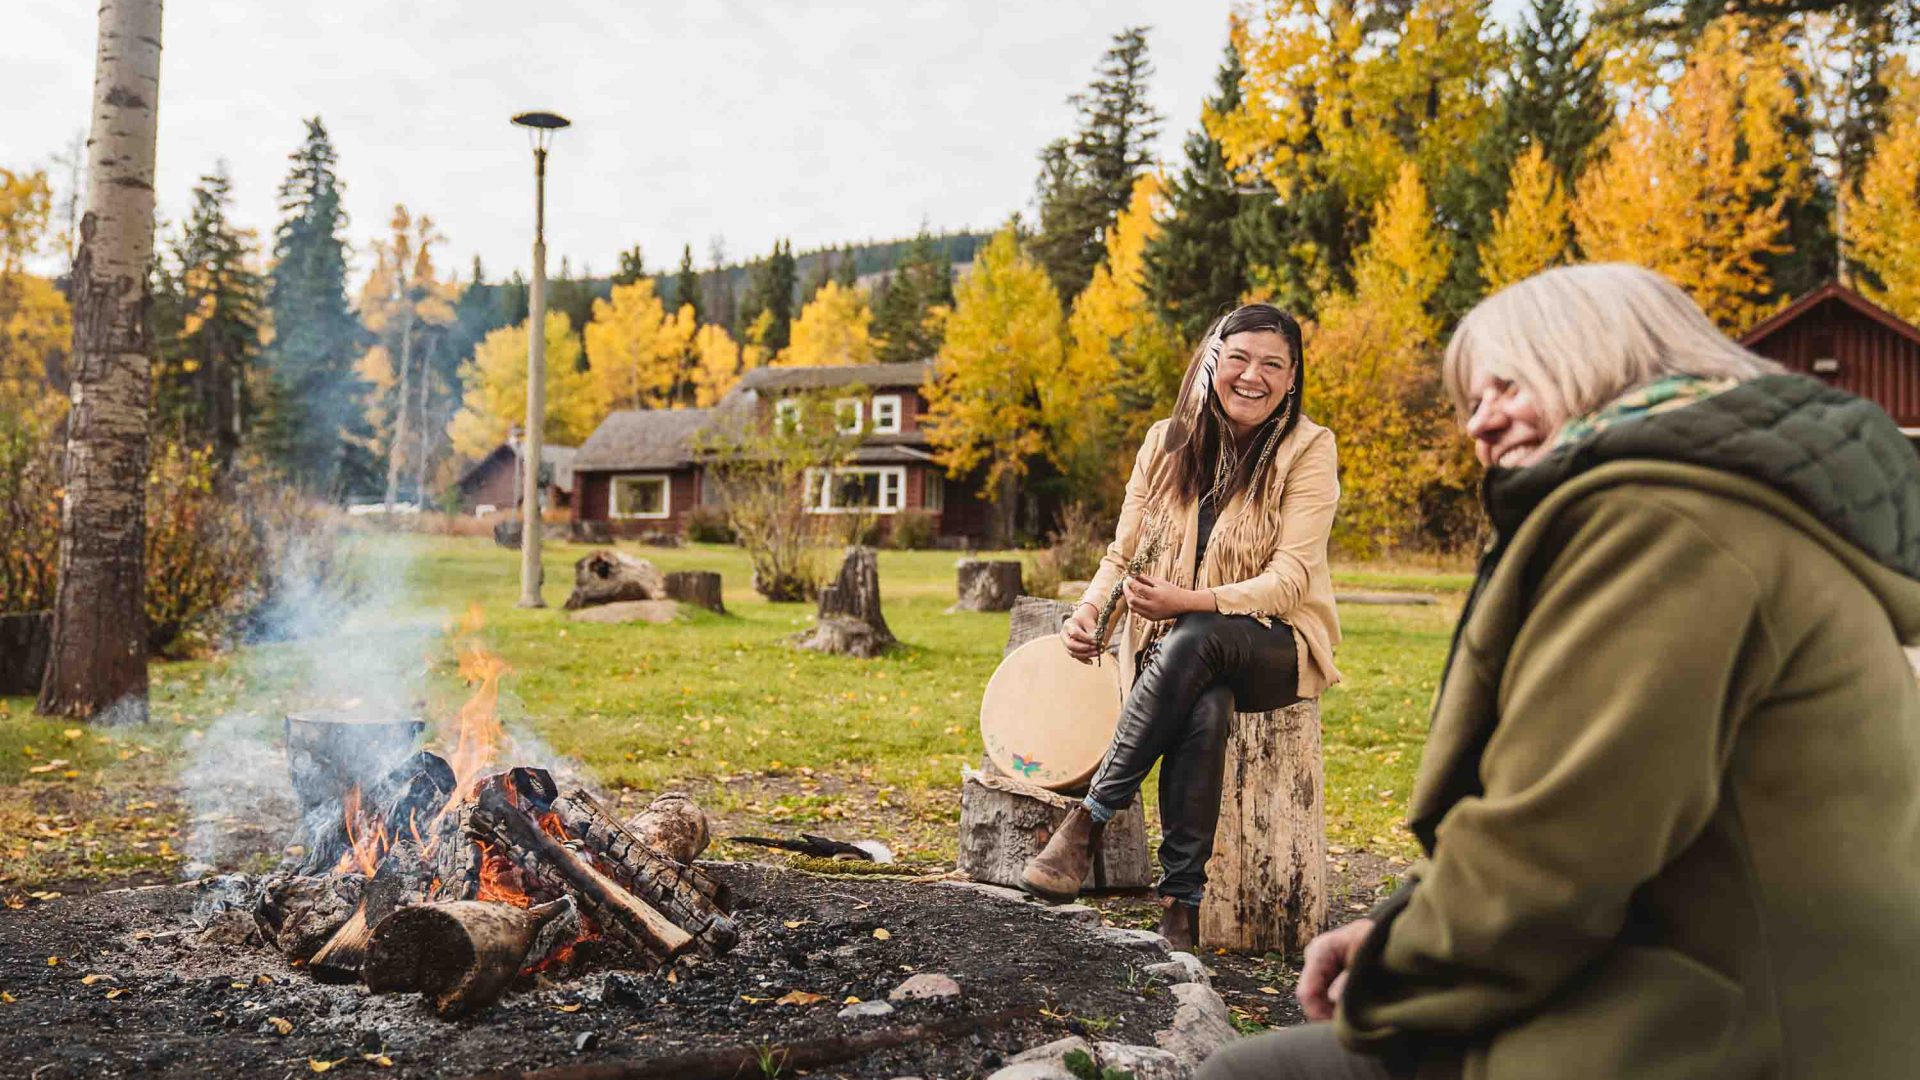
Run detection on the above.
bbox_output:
[1741,281,1920,443]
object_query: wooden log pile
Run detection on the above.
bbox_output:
[260,749,733,1015]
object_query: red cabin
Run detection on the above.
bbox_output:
[1741,282,1920,442]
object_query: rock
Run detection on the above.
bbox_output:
[572,1031,600,1053]
[838,1000,896,1020]
[595,972,651,1010]
[987,1065,1077,1080]
[1042,904,1103,926]
[1009,1036,1092,1066]
[1144,951,1210,987]
[1153,981,1239,1070]
[934,881,1033,905]
[564,549,668,609]
[887,973,962,1002]
[567,600,682,625]
[1092,1042,1185,1080]
[1091,926,1171,954]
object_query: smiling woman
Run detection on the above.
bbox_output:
[1018,304,1342,949]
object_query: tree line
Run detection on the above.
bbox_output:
[922,0,1920,553]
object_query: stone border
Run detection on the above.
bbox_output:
[932,882,1241,1079]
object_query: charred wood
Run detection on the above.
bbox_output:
[623,791,711,866]
[363,898,572,1017]
[307,836,433,983]
[549,787,735,950]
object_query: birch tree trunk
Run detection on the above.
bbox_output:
[38,0,164,724]
[381,303,415,511]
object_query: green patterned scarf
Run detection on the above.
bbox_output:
[1552,374,1740,450]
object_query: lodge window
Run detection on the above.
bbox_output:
[923,469,944,512]
[610,475,670,519]
[871,394,902,434]
[808,466,906,514]
[834,397,863,434]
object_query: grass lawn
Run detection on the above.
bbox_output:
[0,533,1460,894]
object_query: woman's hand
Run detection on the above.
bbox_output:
[1123,573,1214,622]
[1296,917,1376,1021]
[1060,603,1102,664]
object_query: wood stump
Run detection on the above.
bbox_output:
[793,547,895,657]
[664,570,725,614]
[564,549,667,610]
[954,560,1023,612]
[570,519,613,544]
[0,612,51,695]
[1199,698,1326,957]
[955,594,1152,890]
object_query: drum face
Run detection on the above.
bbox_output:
[979,636,1125,791]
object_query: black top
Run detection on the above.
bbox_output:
[1194,496,1219,575]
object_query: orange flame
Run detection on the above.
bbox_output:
[445,644,511,806]
[335,786,393,877]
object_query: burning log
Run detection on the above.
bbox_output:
[291,749,455,876]
[468,770,696,965]
[548,787,735,946]
[623,791,711,866]
[308,836,434,983]
[363,898,573,1017]
[257,872,367,963]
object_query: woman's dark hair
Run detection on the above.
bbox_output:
[1166,303,1307,507]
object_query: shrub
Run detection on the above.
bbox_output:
[145,445,262,656]
[685,505,737,544]
[1023,548,1064,599]
[889,509,936,550]
[1048,502,1109,581]
[0,416,60,614]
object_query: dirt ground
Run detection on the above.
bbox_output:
[0,863,1200,1080]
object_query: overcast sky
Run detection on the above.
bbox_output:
[5,1,1530,283]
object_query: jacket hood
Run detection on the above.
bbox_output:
[1487,374,1920,582]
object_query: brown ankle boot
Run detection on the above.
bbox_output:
[1019,805,1103,904]
[1156,896,1198,952]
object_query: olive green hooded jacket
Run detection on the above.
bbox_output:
[1336,375,1920,1079]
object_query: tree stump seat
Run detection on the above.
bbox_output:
[953,560,1023,612]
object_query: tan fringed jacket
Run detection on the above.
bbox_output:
[1078,416,1342,699]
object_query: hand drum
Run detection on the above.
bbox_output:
[979,635,1124,791]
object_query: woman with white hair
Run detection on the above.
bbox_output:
[1201,263,1920,1078]
[1020,303,1342,950]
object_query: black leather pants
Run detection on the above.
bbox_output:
[1084,611,1300,906]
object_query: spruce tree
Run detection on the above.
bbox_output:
[261,117,370,497]
[742,239,797,351]
[1438,0,1608,317]
[874,229,952,363]
[612,244,646,286]
[1143,42,1270,346]
[166,165,262,463]
[1031,26,1162,303]
[673,243,701,322]
[834,244,860,288]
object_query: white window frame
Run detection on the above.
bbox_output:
[609,474,671,520]
[806,466,906,515]
[871,394,903,434]
[834,397,864,434]
[775,398,802,433]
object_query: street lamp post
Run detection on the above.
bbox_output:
[511,110,570,609]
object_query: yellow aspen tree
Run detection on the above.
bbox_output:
[2,170,70,427]
[1479,144,1572,292]
[1308,164,1472,552]
[1064,174,1183,508]
[1850,73,1920,321]
[448,311,600,459]
[780,280,875,367]
[691,322,755,406]
[923,226,1065,541]
[584,278,692,410]
[1573,18,1808,331]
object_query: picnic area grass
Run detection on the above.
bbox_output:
[0,533,1461,893]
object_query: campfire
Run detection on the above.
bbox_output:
[247,640,735,1018]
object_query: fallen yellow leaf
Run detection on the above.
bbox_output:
[45,956,59,967]
[665,969,678,984]
[309,1058,344,1073]
[782,919,809,929]
[776,990,827,1006]
[553,1003,582,1013]
[80,975,106,986]
[872,928,891,941]
[0,992,15,1004]
[843,995,861,1004]
[28,891,60,901]
[255,975,273,986]
[1258,986,1280,996]
[62,729,82,741]
[105,988,129,1000]
[363,1054,394,1068]
[269,1016,294,1035]
[738,994,770,1004]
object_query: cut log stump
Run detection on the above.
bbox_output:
[363,898,572,1017]
[564,550,667,610]
[1199,698,1326,957]
[954,560,1023,612]
[794,547,895,657]
[955,594,1151,891]
[664,571,725,614]
[957,768,1151,890]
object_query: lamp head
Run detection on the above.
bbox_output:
[511,111,572,151]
